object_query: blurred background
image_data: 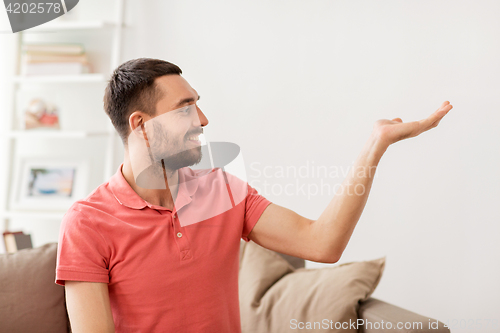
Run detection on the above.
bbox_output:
[1,1,499,331]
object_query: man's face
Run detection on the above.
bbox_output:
[145,75,209,171]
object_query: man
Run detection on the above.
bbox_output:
[55,58,452,332]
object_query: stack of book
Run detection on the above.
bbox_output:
[21,43,91,76]
[3,231,33,254]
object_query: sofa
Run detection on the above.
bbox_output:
[0,242,450,333]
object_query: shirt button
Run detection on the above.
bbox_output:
[177,232,182,238]
[173,213,177,218]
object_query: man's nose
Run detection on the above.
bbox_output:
[194,105,209,127]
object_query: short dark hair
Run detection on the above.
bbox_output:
[103,58,182,143]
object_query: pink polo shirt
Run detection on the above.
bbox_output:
[55,164,271,333]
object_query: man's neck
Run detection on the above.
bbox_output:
[122,156,179,211]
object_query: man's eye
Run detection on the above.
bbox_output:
[181,106,190,113]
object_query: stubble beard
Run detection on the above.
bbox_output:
[149,123,202,178]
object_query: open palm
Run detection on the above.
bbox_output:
[373,101,453,147]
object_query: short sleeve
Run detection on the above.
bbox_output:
[241,184,272,242]
[55,206,110,285]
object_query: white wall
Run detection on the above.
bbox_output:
[121,0,499,331]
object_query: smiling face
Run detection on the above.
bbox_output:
[144,75,209,171]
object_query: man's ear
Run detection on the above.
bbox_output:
[129,111,148,136]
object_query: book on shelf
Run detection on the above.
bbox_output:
[22,43,85,55]
[24,53,88,64]
[2,231,33,254]
[22,62,90,76]
[21,43,91,76]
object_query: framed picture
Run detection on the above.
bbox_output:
[10,158,89,211]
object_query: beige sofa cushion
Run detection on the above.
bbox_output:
[0,243,68,333]
[239,241,385,333]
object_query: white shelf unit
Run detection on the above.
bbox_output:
[4,130,112,138]
[25,21,115,32]
[1,0,125,231]
[12,73,106,83]
[1,211,65,221]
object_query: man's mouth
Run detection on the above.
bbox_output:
[186,134,201,145]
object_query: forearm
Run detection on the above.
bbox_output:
[66,281,115,333]
[313,133,387,262]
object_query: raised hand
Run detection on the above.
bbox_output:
[372,101,453,148]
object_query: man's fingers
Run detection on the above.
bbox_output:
[435,102,452,117]
[438,101,450,111]
[433,118,442,127]
[421,102,453,129]
[439,104,453,113]
[391,118,403,123]
[438,101,453,115]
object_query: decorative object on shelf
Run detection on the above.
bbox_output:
[2,231,33,253]
[24,98,60,130]
[10,158,89,211]
[16,88,62,130]
[21,43,91,75]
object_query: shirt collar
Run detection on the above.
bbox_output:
[108,164,200,211]
[172,167,200,213]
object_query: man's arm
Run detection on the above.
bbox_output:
[65,281,115,333]
[248,101,453,263]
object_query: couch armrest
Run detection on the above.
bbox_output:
[358,298,450,333]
